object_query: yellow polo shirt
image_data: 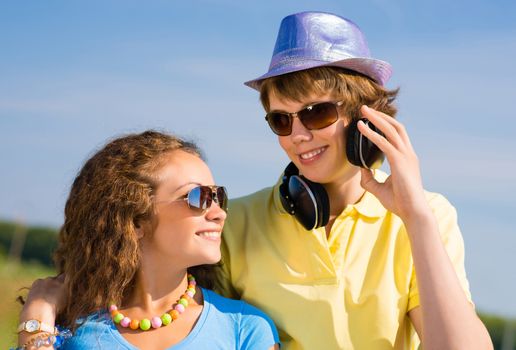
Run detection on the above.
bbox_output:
[216,170,471,350]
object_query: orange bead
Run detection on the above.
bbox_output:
[111,310,120,318]
[129,319,140,330]
[169,309,180,320]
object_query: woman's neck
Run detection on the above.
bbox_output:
[115,258,205,349]
[125,259,198,314]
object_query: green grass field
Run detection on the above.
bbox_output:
[0,255,55,349]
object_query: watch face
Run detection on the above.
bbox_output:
[25,319,41,332]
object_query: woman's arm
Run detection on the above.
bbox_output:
[358,105,493,350]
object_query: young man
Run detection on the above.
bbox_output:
[216,11,492,349]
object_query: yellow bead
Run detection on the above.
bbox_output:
[161,313,172,326]
[140,318,151,331]
[113,313,124,324]
[178,298,188,307]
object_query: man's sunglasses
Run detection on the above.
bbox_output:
[265,101,344,136]
[156,185,228,214]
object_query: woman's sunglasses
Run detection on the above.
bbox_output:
[265,101,344,136]
[157,185,228,214]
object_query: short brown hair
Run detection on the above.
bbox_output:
[260,67,399,120]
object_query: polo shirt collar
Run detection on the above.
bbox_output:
[351,189,386,218]
[273,175,289,214]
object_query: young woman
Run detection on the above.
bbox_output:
[16,131,279,350]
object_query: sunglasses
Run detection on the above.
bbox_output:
[156,185,228,214]
[265,101,344,136]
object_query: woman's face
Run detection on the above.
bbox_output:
[139,150,226,269]
[269,92,358,184]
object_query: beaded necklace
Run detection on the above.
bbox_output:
[110,274,197,331]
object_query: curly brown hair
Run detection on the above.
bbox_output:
[259,66,399,119]
[54,130,216,330]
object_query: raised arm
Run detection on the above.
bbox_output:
[358,105,493,350]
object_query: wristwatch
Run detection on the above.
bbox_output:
[17,319,56,334]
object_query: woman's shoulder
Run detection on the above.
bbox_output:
[204,288,247,313]
[200,289,280,348]
[74,310,112,331]
[62,311,133,350]
[204,289,278,332]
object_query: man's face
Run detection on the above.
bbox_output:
[268,92,357,184]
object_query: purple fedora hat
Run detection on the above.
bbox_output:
[245,11,392,90]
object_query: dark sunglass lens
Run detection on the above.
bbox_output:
[186,187,201,210]
[300,102,339,130]
[267,113,291,136]
[199,186,213,210]
[216,187,228,212]
[187,186,207,212]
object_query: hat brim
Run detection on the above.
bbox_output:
[244,57,392,91]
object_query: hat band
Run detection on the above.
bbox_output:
[269,49,358,71]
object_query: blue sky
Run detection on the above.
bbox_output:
[1,1,515,317]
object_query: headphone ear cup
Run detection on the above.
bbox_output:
[287,176,329,230]
[279,162,298,215]
[302,178,329,228]
[278,162,330,230]
[346,118,385,169]
[346,119,362,167]
[279,179,295,215]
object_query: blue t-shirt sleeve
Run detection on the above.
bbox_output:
[238,302,280,349]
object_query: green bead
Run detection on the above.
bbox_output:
[178,298,189,307]
[113,313,124,324]
[161,313,172,326]
[187,275,195,281]
[140,318,151,331]
[187,287,196,295]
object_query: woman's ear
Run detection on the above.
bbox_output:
[134,220,146,239]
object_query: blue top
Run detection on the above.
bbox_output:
[62,288,279,349]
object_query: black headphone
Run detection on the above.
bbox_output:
[279,118,384,230]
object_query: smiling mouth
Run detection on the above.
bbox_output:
[299,146,327,160]
[196,231,221,240]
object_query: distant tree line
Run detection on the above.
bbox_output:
[0,219,57,267]
[0,219,514,349]
[481,313,516,350]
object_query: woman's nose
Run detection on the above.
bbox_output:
[205,201,227,222]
